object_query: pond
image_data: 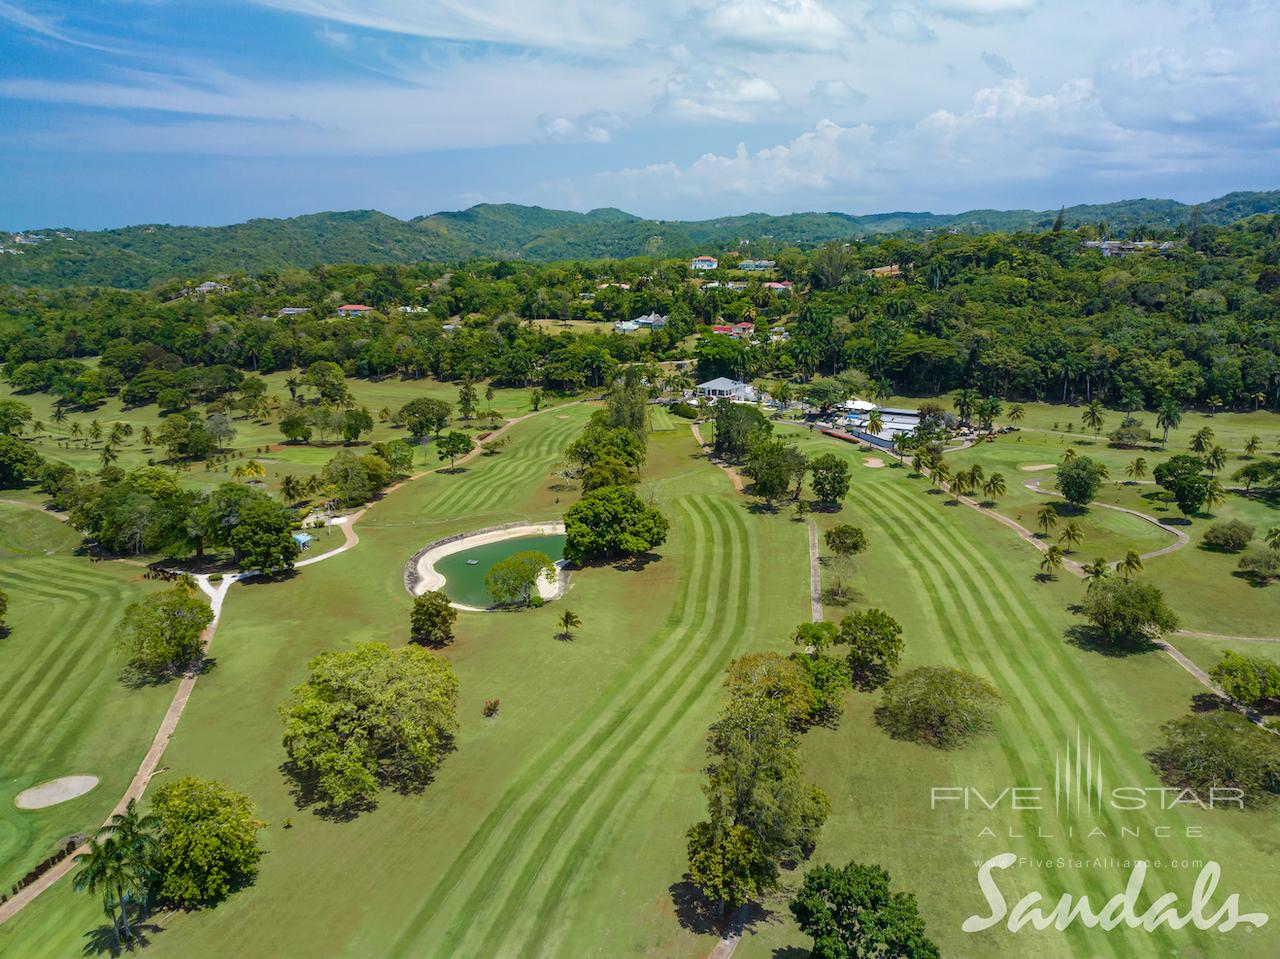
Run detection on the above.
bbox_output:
[433,533,566,608]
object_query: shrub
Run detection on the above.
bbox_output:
[483,698,500,717]
[1147,711,1280,808]
[1108,417,1152,448]
[875,666,1003,749]
[1081,578,1179,643]
[1238,546,1280,583]
[1210,651,1280,708]
[1202,520,1255,553]
[671,402,698,419]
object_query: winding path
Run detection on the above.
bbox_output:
[0,400,581,927]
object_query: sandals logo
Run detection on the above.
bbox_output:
[927,727,1268,934]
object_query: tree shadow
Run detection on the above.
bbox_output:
[771,949,810,959]
[1064,624,1156,657]
[81,919,164,956]
[668,880,771,938]
[118,656,216,690]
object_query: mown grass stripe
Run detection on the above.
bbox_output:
[435,496,740,956]
[515,499,759,956]
[858,480,1112,959]
[864,477,1195,957]
[386,496,717,956]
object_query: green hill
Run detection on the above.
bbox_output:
[4,190,1278,288]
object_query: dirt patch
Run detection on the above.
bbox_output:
[1019,463,1056,472]
[557,415,570,419]
[16,776,99,810]
[862,458,885,468]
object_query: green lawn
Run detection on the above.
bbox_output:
[3,371,561,499]
[4,406,1279,958]
[648,405,678,432]
[0,506,168,891]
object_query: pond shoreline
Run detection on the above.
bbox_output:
[405,521,569,611]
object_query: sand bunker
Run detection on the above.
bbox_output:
[409,522,568,611]
[1019,463,1056,472]
[862,458,885,468]
[16,776,99,810]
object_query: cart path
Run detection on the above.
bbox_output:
[1022,478,1190,564]
[689,423,744,493]
[0,400,581,927]
[807,521,823,623]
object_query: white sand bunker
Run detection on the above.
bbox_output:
[409,522,568,611]
[1019,463,1056,472]
[16,775,99,810]
[862,458,885,468]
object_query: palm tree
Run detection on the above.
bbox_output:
[982,472,1006,502]
[953,388,979,426]
[1245,434,1261,457]
[1037,504,1058,536]
[865,409,884,436]
[950,468,972,501]
[1039,545,1065,579]
[100,443,118,469]
[1120,550,1143,579]
[1155,401,1182,447]
[52,405,68,425]
[1007,404,1025,426]
[556,608,582,641]
[929,462,952,491]
[1204,478,1226,512]
[1205,445,1228,475]
[1082,557,1110,591]
[281,474,306,505]
[967,463,984,486]
[1125,457,1148,482]
[32,419,45,436]
[231,459,267,481]
[1062,447,1077,462]
[1058,521,1084,550]
[69,422,83,444]
[1082,399,1105,437]
[1095,462,1110,482]
[1190,426,1214,454]
[74,838,126,946]
[910,452,924,475]
[88,420,103,444]
[285,376,301,401]
[1265,527,1280,550]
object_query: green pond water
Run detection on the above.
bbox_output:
[434,533,566,608]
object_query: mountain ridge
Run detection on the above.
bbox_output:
[4,190,1278,289]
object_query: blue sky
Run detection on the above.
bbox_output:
[2,0,1278,229]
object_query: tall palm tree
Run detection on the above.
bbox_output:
[1039,545,1065,579]
[1120,550,1144,579]
[930,462,952,491]
[1082,557,1110,591]
[1245,434,1261,457]
[1037,504,1058,536]
[1082,400,1105,437]
[953,388,979,426]
[983,472,1006,502]
[1204,479,1226,512]
[1058,522,1084,550]
[52,405,68,425]
[950,468,972,501]
[1125,457,1148,482]
[140,425,154,448]
[1155,401,1182,447]
[74,838,125,946]
[1062,447,1077,462]
[1205,445,1228,475]
[1007,404,1025,426]
[281,474,306,505]
[967,463,985,486]
[865,409,884,436]
[1190,426,1214,454]
[556,608,582,641]
[100,443,118,469]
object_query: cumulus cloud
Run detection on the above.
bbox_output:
[657,67,782,122]
[699,0,856,52]
[538,111,623,143]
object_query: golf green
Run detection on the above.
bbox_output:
[434,534,566,607]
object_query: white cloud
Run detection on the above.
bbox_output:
[699,0,856,52]
[538,111,623,143]
[810,79,866,106]
[919,0,1039,20]
[0,0,130,54]
[658,67,782,122]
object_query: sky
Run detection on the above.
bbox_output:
[1,0,1278,229]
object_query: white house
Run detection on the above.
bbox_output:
[740,259,776,271]
[691,255,719,271]
[614,320,640,333]
[277,307,310,316]
[697,377,759,403]
[634,312,668,329]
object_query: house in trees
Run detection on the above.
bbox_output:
[697,377,759,403]
[690,255,718,271]
[337,304,373,316]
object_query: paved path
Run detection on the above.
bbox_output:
[689,423,744,493]
[807,522,823,623]
[0,400,581,927]
[1174,629,1280,644]
[1022,478,1190,566]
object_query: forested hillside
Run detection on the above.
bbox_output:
[2,216,1278,417]
[3,191,1279,289]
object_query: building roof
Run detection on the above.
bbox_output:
[710,325,734,333]
[698,377,747,391]
[338,304,372,311]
